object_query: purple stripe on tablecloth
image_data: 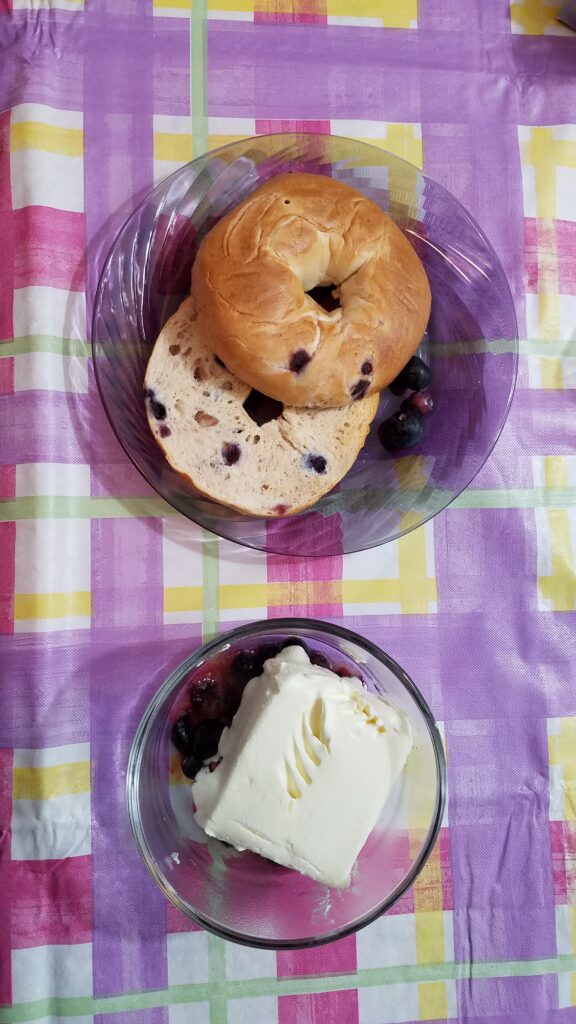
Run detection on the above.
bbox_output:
[509,390,576,454]
[0,12,84,112]
[83,8,155,321]
[0,392,91,464]
[90,459,158,499]
[152,18,190,117]
[208,23,422,121]
[0,633,90,748]
[311,607,576,723]
[90,518,163,629]
[83,4,163,1003]
[456,974,559,1021]
[446,714,556,961]
[97,1013,167,1024]
[89,635,169,1001]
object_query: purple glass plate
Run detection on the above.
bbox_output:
[92,133,518,556]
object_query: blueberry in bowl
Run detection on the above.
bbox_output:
[127,618,445,948]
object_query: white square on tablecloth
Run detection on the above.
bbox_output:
[358,982,419,1024]
[227,996,278,1024]
[12,943,92,1002]
[14,351,88,394]
[356,913,417,969]
[225,943,277,981]
[167,931,210,986]
[169,1005,210,1024]
[13,286,86,341]
[16,463,91,498]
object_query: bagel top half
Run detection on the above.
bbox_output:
[191,172,431,408]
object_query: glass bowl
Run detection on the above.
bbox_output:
[126,618,445,948]
[92,132,518,556]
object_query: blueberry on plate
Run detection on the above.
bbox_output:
[191,720,225,761]
[401,390,434,416]
[309,650,332,670]
[182,754,204,779]
[378,410,424,452]
[171,714,195,755]
[389,356,432,395]
[230,650,259,683]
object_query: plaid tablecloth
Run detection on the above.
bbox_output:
[1,1,576,1022]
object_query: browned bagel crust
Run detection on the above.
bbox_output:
[191,172,431,408]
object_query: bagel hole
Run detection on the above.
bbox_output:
[306,285,340,313]
[243,389,284,426]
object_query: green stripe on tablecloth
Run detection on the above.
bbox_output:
[1,336,575,360]
[2,954,576,1021]
[2,488,576,524]
[0,336,90,357]
[207,935,227,1024]
[190,0,208,157]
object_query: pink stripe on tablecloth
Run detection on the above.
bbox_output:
[440,828,453,911]
[0,748,12,1004]
[557,219,576,295]
[0,356,14,395]
[256,118,331,134]
[277,933,356,978]
[279,990,359,1024]
[254,13,327,23]
[266,515,343,618]
[524,218,539,292]
[166,901,202,934]
[12,856,92,949]
[0,110,14,342]
[549,820,568,904]
[13,207,86,292]
[0,507,15,633]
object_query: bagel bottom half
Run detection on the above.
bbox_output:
[144,298,379,517]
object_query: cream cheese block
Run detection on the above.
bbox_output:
[192,645,413,888]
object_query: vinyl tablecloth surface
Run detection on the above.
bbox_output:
[1,2,576,1023]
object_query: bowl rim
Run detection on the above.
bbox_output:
[126,617,447,948]
[92,131,519,556]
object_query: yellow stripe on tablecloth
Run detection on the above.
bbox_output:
[327,0,416,27]
[14,592,91,619]
[545,457,569,490]
[418,980,448,1020]
[154,0,192,8]
[208,134,250,149]
[11,122,83,157]
[154,133,193,162]
[165,577,436,613]
[208,0,254,11]
[13,761,90,800]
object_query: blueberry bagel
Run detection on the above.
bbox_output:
[191,172,431,408]
[144,298,379,517]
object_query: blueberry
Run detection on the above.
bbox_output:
[350,379,370,401]
[401,390,434,416]
[159,424,171,438]
[305,453,327,475]
[389,356,432,395]
[361,360,373,376]
[171,714,195,754]
[191,720,225,761]
[222,442,241,466]
[150,398,167,420]
[182,754,204,779]
[309,650,331,670]
[231,650,259,682]
[378,410,424,452]
[289,349,311,373]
